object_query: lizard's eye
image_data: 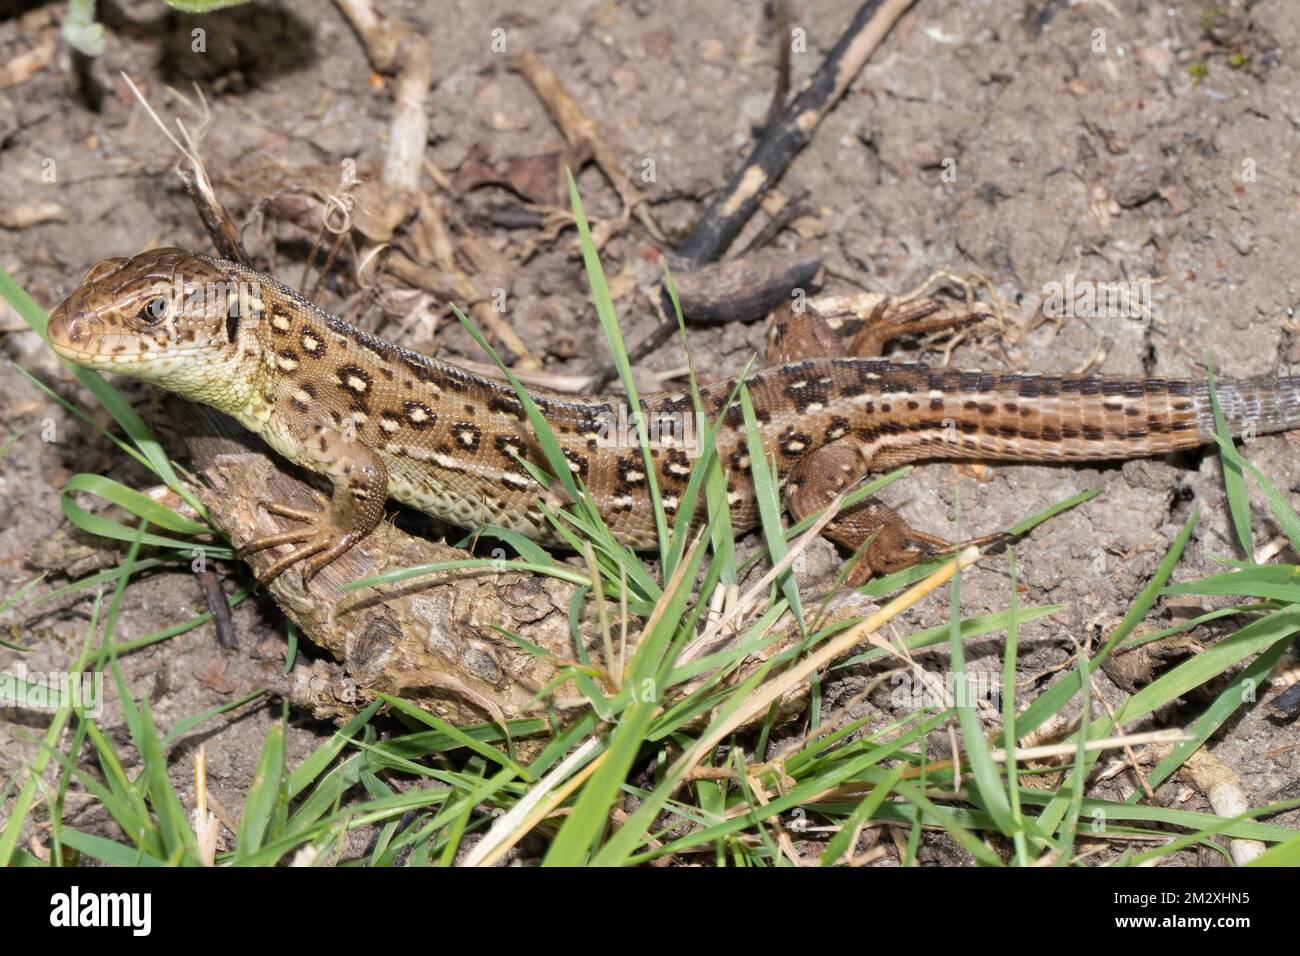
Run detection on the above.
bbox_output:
[137,296,169,324]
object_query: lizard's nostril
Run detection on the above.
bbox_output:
[62,311,102,343]
[49,308,104,348]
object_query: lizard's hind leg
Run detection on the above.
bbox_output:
[764,287,997,583]
[784,439,953,584]
[785,440,1002,585]
[765,296,987,364]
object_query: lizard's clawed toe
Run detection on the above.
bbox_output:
[243,497,356,586]
[248,527,356,586]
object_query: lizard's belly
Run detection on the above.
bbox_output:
[380,451,558,543]
[379,448,663,548]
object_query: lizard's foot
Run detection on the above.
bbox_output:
[848,298,991,358]
[243,498,360,587]
[240,439,387,587]
[845,522,952,586]
[847,528,1007,586]
[785,438,1010,586]
[764,292,992,364]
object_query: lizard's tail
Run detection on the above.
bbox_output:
[851,369,1300,469]
[1192,376,1300,440]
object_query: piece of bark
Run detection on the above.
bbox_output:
[671,247,822,324]
[1268,680,1300,717]
[178,165,249,266]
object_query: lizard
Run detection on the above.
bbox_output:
[45,247,1300,586]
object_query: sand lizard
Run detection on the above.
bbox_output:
[46,248,1300,585]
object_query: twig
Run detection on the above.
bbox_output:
[382,33,434,191]
[510,50,664,242]
[390,203,542,370]
[764,0,793,129]
[676,0,916,264]
[196,568,237,650]
[333,0,403,73]
[1268,680,1300,717]
[121,73,247,264]
[738,187,811,257]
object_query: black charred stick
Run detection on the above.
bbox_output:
[675,0,915,266]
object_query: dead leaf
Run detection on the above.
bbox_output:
[0,33,56,89]
[455,143,568,206]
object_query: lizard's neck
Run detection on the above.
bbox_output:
[161,325,269,423]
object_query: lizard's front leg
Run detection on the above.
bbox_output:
[242,419,389,586]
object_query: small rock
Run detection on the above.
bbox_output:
[698,38,726,62]
[1112,162,1163,208]
[1229,228,1255,255]
[0,200,67,229]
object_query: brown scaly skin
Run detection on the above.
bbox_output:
[47,249,1300,584]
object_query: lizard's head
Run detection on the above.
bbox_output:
[48,248,264,411]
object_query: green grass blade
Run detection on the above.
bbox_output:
[63,473,209,534]
[234,718,287,861]
[1050,641,1091,864]
[0,595,102,867]
[1113,605,1300,726]
[162,690,266,747]
[1206,358,1253,557]
[287,701,382,799]
[372,693,532,780]
[1001,550,1030,865]
[566,169,670,562]
[0,574,46,650]
[739,383,803,629]
[1163,564,1300,603]
[61,495,232,556]
[835,604,1062,669]
[59,828,165,866]
[1206,429,1300,555]
[1004,487,1103,537]
[819,767,904,866]
[946,542,1014,835]
[132,696,201,862]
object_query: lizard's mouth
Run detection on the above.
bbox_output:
[48,306,133,363]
